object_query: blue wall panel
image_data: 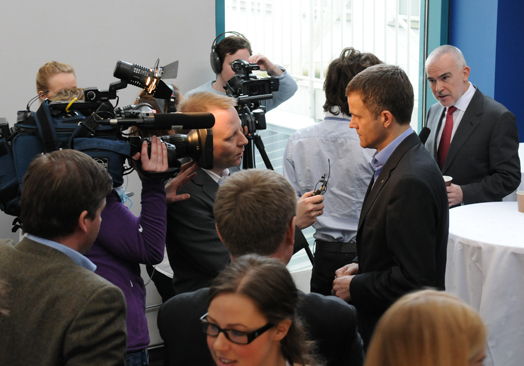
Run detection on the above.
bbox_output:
[449,0,523,141]
[494,0,524,142]
[449,0,498,97]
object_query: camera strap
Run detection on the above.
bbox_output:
[133,163,180,181]
[35,101,59,153]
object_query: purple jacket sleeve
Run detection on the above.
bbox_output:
[96,178,166,265]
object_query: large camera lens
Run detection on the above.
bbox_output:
[161,129,213,169]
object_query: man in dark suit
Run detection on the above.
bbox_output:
[0,149,127,366]
[159,169,364,366]
[424,45,520,206]
[166,92,324,295]
[165,92,248,295]
[332,64,449,348]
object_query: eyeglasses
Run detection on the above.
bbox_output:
[200,313,274,345]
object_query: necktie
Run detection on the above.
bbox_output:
[438,106,457,170]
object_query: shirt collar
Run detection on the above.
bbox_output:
[324,107,351,120]
[25,233,97,271]
[374,126,413,167]
[453,82,475,112]
[202,168,230,184]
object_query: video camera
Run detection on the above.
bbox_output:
[0,59,214,217]
[224,59,279,134]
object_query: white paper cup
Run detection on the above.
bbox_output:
[443,176,453,187]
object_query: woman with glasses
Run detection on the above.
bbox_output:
[202,255,323,366]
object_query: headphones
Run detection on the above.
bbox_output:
[210,31,249,75]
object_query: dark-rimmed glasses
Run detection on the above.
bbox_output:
[200,313,274,345]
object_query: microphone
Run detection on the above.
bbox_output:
[153,112,215,130]
[100,112,215,130]
[418,127,431,145]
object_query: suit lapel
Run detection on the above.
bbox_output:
[358,175,376,229]
[358,133,420,231]
[442,89,483,173]
[426,106,446,158]
[192,166,219,202]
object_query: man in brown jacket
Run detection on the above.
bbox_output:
[0,149,127,366]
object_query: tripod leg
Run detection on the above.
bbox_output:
[243,137,254,169]
[293,229,314,265]
[252,134,273,170]
[304,244,315,265]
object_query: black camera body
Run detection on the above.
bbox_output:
[0,60,213,217]
[225,59,279,133]
[226,59,279,102]
[123,106,213,175]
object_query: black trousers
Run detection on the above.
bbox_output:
[310,240,357,296]
[146,264,175,303]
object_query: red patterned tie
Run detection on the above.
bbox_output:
[438,106,457,170]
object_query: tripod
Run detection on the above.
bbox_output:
[237,104,273,170]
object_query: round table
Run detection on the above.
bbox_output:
[445,202,524,366]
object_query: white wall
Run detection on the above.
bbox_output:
[0,0,217,239]
[0,0,217,346]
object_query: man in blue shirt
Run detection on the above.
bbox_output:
[283,47,382,295]
[332,65,449,348]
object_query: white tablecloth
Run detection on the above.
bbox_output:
[445,202,524,366]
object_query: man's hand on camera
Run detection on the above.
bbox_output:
[248,53,283,76]
[132,136,168,173]
[295,191,324,229]
[165,161,197,204]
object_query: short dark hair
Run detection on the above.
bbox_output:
[209,255,318,365]
[323,47,382,116]
[214,169,297,257]
[346,64,414,125]
[20,149,113,240]
[216,36,253,66]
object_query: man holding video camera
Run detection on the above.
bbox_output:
[186,32,298,112]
